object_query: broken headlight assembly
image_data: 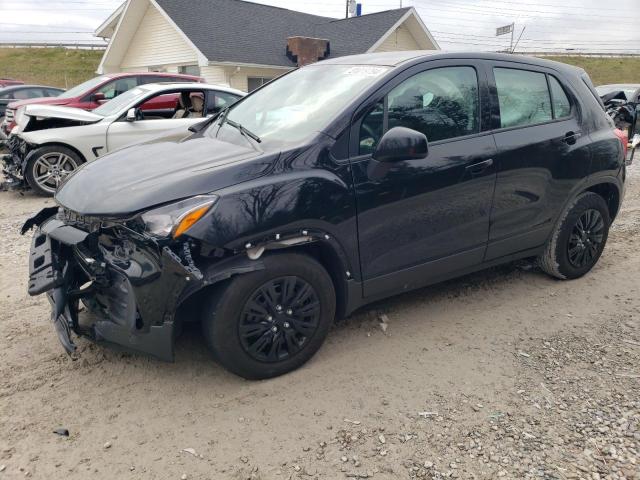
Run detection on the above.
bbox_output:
[140,195,218,239]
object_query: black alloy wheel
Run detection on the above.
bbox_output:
[201,253,336,379]
[567,209,605,268]
[239,276,321,363]
[538,191,611,280]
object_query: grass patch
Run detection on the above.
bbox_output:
[0,47,638,90]
[0,48,103,88]
[541,56,640,85]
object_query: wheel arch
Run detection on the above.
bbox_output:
[177,234,355,321]
[584,182,621,221]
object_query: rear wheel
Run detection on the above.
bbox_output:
[25,145,83,196]
[201,253,336,379]
[538,192,610,279]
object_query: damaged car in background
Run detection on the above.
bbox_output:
[2,83,244,195]
[597,83,639,152]
[23,52,626,380]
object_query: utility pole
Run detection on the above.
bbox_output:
[510,22,515,53]
[512,26,526,53]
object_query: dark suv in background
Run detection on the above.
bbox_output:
[1,72,203,135]
[24,52,625,379]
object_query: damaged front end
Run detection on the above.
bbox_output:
[24,207,202,361]
[1,135,30,191]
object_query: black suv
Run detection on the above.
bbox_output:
[24,52,626,379]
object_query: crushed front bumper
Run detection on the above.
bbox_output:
[1,136,27,191]
[26,209,193,361]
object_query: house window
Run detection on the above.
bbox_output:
[149,66,167,73]
[179,65,201,76]
[247,77,274,92]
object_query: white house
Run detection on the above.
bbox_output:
[95,0,439,92]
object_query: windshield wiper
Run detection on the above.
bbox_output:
[224,118,262,145]
[188,107,229,133]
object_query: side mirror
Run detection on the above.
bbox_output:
[373,126,428,163]
[92,92,106,104]
[126,108,137,122]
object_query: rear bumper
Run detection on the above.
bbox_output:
[26,211,192,361]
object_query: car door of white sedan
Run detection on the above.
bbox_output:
[105,116,203,152]
[105,91,206,152]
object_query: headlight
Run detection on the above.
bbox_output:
[14,108,27,127]
[141,195,218,239]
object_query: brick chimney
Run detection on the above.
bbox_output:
[286,37,330,67]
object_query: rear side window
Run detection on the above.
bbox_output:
[494,68,553,128]
[549,76,571,118]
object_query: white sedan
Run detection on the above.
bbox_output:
[4,83,244,195]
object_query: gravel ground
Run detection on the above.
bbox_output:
[0,163,639,480]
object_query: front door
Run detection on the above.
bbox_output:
[349,62,497,299]
[106,90,206,152]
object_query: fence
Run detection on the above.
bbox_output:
[0,42,107,51]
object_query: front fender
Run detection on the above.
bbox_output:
[185,156,360,279]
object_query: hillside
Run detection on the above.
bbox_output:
[0,48,103,88]
[0,47,638,90]
[543,56,640,85]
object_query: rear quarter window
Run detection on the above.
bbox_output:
[548,76,571,118]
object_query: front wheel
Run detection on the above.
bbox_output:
[538,192,611,280]
[201,253,336,379]
[24,145,83,196]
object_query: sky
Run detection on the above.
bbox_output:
[0,0,639,54]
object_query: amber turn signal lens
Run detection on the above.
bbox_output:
[172,204,212,239]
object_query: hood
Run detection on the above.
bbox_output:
[22,104,103,123]
[7,96,72,110]
[55,135,276,216]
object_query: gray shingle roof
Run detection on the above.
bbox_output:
[155,0,412,67]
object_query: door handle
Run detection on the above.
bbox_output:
[466,158,494,175]
[563,131,582,145]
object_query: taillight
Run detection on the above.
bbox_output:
[614,128,628,158]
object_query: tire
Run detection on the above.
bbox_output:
[201,253,336,379]
[538,192,611,280]
[24,145,83,196]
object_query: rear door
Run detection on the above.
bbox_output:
[486,63,591,260]
[350,60,497,299]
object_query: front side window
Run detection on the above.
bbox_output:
[359,66,479,155]
[13,88,43,100]
[92,87,149,117]
[97,77,138,100]
[494,68,552,128]
[549,76,571,118]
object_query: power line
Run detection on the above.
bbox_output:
[416,0,637,20]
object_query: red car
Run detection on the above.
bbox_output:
[0,78,24,88]
[1,72,203,135]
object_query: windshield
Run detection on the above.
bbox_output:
[93,87,150,117]
[57,76,111,99]
[596,85,639,101]
[211,64,390,146]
